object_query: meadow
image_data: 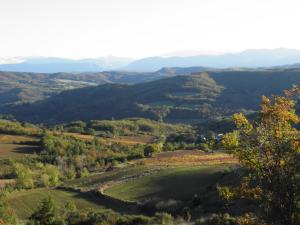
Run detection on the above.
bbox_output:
[104,165,231,202]
[5,188,107,220]
[0,134,40,158]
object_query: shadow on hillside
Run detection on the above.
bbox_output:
[12,145,41,155]
[57,187,140,215]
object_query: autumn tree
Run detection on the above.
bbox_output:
[27,195,61,225]
[13,163,34,189]
[221,90,300,225]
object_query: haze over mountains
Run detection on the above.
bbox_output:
[2,48,300,73]
[2,48,300,124]
[0,56,133,73]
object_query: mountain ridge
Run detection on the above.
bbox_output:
[6,68,300,124]
[3,48,300,73]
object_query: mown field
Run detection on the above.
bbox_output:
[104,165,231,202]
[4,150,237,222]
[135,150,237,166]
[5,189,107,220]
[65,151,236,191]
[0,134,40,158]
[64,165,163,190]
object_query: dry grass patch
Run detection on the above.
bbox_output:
[135,150,238,166]
[0,134,40,158]
[0,143,40,158]
[0,134,37,143]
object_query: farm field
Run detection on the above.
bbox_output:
[0,134,40,158]
[64,165,163,190]
[135,150,238,166]
[5,188,108,220]
[104,164,231,202]
[65,151,236,191]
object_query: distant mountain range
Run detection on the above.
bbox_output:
[125,48,300,71]
[2,48,300,73]
[0,56,133,73]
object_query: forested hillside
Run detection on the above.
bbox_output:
[6,68,300,124]
[0,67,209,108]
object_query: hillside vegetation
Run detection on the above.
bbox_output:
[0,67,206,108]
[7,69,300,124]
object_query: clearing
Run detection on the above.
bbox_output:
[0,134,40,158]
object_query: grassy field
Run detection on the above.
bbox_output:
[0,179,16,188]
[0,134,40,158]
[0,134,37,143]
[64,165,162,190]
[5,188,107,220]
[65,151,236,190]
[135,150,237,166]
[104,165,231,202]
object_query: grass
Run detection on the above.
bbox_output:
[0,134,40,158]
[135,150,238,166]
[0,134,37,143]
[64,165,162,189]
[104,164,231,202]
[0,179,16,188]
[5,188,107,220]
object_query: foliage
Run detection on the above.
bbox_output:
[0,192,16,225]
[221,91,300,225]
[0,119,41,136]
[143,144,162,157]
[13,163,34,189]
[40,134,146,178]
[27,197,177,225]
[27,195,61,225]
[40,165,60,187]
[8,69,300,124]
[59,118,191,137]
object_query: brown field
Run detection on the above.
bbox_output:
[0,179,16,188]
[0,143,40,158]
[0,134,38,143]
[0,134,40,158]
[134,150,238,166]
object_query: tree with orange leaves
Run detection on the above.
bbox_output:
[221,90,300,225]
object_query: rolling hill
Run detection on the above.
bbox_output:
[6,68,300,124]
[0,67,209,108]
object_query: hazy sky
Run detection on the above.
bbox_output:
[0,0,299,58]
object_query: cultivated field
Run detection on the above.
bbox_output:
[0,179,16,188]
[6,188,107,220]
[134,150,238,166]
[104,164,231,202]
[64,165,163,190]
[0,134,40,158]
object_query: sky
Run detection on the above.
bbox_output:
[0,0,300,59]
